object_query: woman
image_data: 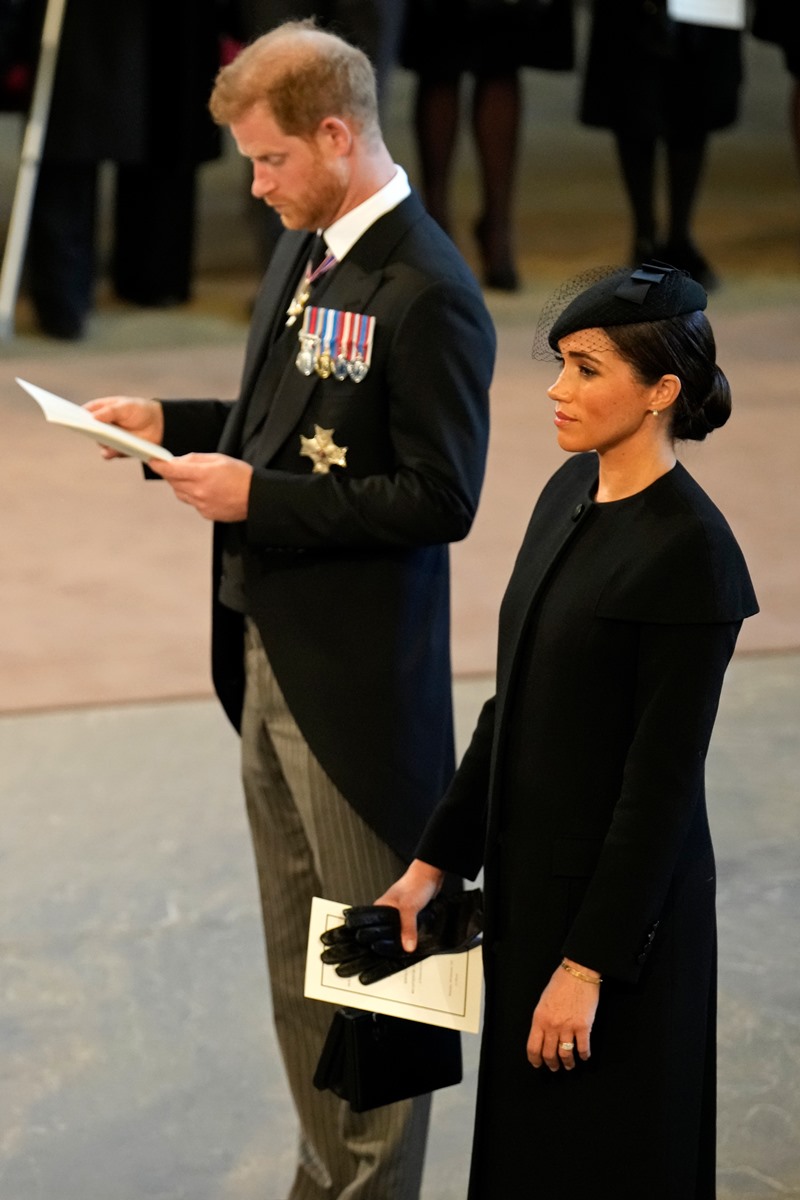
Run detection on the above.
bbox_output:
[580,0,743,287]
[377,263,758,1197]
[752,0,800,175]
[400,0,574,290]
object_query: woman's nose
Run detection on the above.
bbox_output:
[547,372,566,402]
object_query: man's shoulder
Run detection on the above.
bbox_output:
[356,193,484,294]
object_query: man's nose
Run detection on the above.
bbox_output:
[251,164,273,199]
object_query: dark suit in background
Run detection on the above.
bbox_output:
[26,0,226,337]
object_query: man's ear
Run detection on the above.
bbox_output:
[317,116,353,157]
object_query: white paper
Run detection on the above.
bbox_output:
[304,897,483,1034]
[667,0,745,30]
[15,377,174,462]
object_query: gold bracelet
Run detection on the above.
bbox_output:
[561,958,602,985]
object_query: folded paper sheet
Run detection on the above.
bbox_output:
[16,377,174,463]
[667,0,745,29]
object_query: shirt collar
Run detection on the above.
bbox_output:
[320,166,411,262]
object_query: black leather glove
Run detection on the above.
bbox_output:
[320,888,483,985]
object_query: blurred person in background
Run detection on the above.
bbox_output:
[399,0,575,292]
[23,0,231,339]
[580,0,743,289]
[751,1,800,181]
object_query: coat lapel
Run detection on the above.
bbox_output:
[494,458,599,720]
[218,230,312,456]
[248,194,425,465]
[217,194,426,463]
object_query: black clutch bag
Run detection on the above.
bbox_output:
[313,1007,462,1113]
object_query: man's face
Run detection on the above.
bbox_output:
[231,104,347,231]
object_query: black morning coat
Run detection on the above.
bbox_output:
[158,191,495,863]
[417,453,759,1199]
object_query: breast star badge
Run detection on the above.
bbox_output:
[299,425,348,474]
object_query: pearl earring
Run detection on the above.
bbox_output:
[650,409,660,417]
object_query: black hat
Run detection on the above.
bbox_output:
[547,262,707,351]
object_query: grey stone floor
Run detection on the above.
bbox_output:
[2,659,799,1200]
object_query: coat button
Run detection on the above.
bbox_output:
[571,503,585,522]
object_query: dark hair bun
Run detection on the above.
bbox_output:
[672,365,731,441]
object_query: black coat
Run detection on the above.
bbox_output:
[401,0,575,75]
[39,0,223,163]
[580,0,743,136]
[418,453,758,1198]
[160,191,494,862]
[751,0,800,77]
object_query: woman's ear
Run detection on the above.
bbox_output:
[650,373,681,416]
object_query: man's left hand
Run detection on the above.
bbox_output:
[149,453,253,522]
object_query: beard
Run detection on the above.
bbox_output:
[272,158,346,232]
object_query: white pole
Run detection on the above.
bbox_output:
[0,0,69,341]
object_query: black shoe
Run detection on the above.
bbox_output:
[656,239,719,291]
[474,217,520,292]
[115,289,189,308]
[35,305,85,340]
[630,236,656,266]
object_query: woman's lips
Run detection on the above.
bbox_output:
[554,410,576,426]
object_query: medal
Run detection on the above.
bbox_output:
[296,332,319,376]
[296,304,376,381]
[286,287,310,327]
[296,306,322,375]
[285,238,338,326]
[299,424,348,474]
[315,307,337,378]
[347,312,375,382]
[349,354,368,383]
[333,310,352,380]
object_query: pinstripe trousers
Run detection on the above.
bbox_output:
[240,620,432,1200]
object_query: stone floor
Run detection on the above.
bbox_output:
[1,18,799,1200]
[1,658,799,1200]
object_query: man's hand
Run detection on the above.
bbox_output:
[84,395,164,458]
[148,453,253,522]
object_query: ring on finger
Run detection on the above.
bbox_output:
[558,1041,575,1051]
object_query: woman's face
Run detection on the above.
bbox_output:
[547,328,668,458]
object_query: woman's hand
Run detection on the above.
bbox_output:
[527,958,601,1072]
[374,859,446,952]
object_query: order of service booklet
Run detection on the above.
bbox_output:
[304,896,484,1034]
[16,377,173,463]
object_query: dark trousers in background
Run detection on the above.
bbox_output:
[28,159,198,336]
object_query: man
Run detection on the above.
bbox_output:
[236,0,406,268]
[87,20,494,1200]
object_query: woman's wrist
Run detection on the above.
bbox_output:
[561,957,602,985]
[407,859,446,890]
